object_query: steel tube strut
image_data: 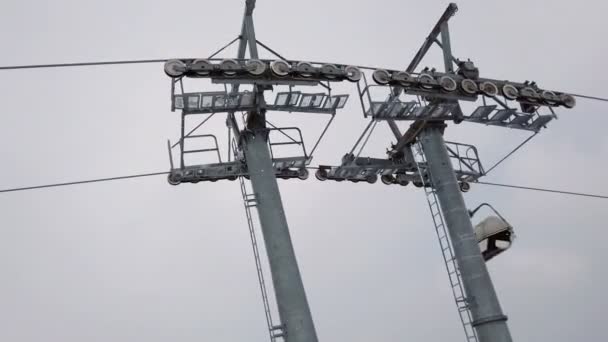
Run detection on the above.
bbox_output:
[238,2,319,342]
[419,126,512,342]
[242,127,318,342]
[406,3,458,73]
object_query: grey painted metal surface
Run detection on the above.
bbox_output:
[242,130,318,342]
[238,2,319,342]
[419,126,512,342]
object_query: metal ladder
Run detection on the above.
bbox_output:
[238,175,285,341]
[414,142,479,342]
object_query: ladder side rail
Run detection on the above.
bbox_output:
[238,176,279,342]
[415,143,479,342]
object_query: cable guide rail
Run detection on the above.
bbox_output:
[315,141,483,188]
[358,72,565,133]
[165,58,575,110]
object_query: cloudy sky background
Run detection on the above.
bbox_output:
[0,0,607,341]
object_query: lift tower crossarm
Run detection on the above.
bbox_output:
[387,3,460,145]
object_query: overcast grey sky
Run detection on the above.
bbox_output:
[0,0,607,341]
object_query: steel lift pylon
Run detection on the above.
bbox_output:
[227,2,318,342]
[162,1,576,341]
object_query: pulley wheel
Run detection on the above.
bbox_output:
[541,90,558,105]
[191,59,213,76]
[461,79,479,95]
[502,84,519,100]
[344,65,362,82]
[395,174,409,186]
[561,94,576,109]
[298,168,309,180]
[164,59,187,77]
[418,73,436,89]
[320,64,340,79]
[246,59,267,76]
[219,59,240,76]
[381,175,395,185]
[480,81,499,97]
[372,69,391,85]
[167,173,182,186]
[392,71,411,87]
[270,60,291,76]
[296,62,316,77]
[365,174,378,184]
[439,75,458,92]
[520,87,540,102]
[315,169,328,181]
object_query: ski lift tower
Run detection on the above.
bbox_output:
[161,1,577,342]
[314,3,575,342]
[162,1,360,342]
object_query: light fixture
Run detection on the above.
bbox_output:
[502,84,519,100]
[246,59,267,76]
[372,69,391,85]
[164,59,187,77]
[480,81,499,97]
[270,60,291,76]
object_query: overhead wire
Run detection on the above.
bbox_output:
[0,45,607,198]
[484,133,538,175]
[1,168,607,200]
[475,181,608,200]
[2,54,608,106]
[0,172,168,194]
[0,59,168,71]
[572,93,608,103]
